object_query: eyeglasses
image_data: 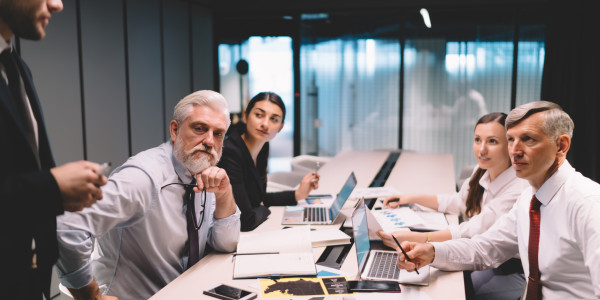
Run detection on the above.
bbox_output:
[161,182,207,231]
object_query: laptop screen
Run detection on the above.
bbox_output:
[329,172,357,219]
[352,199,370,272]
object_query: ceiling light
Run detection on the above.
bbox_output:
[420,8,431,28]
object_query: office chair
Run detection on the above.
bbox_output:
[290,155,331,173]
[58,282,73,299]
[457,164,477,191]
[266,171,307,192]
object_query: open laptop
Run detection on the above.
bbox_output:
[351,198,430,285]
[282,172,357,225]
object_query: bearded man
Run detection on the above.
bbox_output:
[55,90,240,300]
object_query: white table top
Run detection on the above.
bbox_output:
[150,150,464,300]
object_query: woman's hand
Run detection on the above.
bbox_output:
[295,172,320,200]
[382,194,410,208]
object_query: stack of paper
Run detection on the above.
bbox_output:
[310,228,351,247]
[371,208,448,232]
[349,187,400,199]
[233,226,316,279]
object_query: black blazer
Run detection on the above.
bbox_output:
[218,128,296,231]
[0,51,63,299]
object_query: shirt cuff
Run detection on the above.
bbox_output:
[213,206,241,225]
[56,259,94,289]
[448,224,461,240]
[430,242,448,268]
[436,194,449,212]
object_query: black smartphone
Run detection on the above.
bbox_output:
[203,284,257,300]
[347,280,401,292]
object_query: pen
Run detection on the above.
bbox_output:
[233,252,280,256]
[311,162,320,185]
[392,235,420,275]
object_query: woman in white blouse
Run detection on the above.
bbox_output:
[378,112,529,299]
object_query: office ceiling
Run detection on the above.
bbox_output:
[196,0,549,14]
[201,0,550,43]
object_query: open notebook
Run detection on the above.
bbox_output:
[233,226,316,279]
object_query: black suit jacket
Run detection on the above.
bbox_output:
[218,128,296,231]
[0,51,63,299]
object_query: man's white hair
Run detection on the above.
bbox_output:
[173,90,231,128]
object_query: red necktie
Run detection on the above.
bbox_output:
[526,195,542,300]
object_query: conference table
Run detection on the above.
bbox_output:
[150,150,464,299]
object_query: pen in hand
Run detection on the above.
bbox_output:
[311,162,320,185]
[392,235,420,274]
[387,198,400,204]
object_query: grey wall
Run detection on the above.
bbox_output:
[20,0,215,167]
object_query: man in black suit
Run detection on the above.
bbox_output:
[0,1,107,299]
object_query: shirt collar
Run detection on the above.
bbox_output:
[478,166,517,196]
[535,160,574,206]
[169,142,194,184]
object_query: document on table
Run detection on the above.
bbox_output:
[371,208,448,232]
[310,228,351,247]
[371,208,426,231]
[349,186,401,199]
[410,211,449,231]
[233,226,317,279]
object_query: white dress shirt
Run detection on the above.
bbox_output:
[431,161,600,298]
[56,142,241,300]
[437,166,529,239]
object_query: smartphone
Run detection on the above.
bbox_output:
[203,284,257,300]
[99,162,112,177]
[347,280,401,292]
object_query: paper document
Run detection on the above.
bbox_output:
[310,228,351,247]
[410,211,449,231]
[237,225,312,254]
[371,208,427,232]
[350,187,400,199]
[234,253,316,279]
[365,205,385,240]
[233,226,316,279]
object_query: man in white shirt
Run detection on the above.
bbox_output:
[395,100,600,299]
[56,90,241,300]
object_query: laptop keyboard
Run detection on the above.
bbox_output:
[304,206,326,222]
[368,251,400,279]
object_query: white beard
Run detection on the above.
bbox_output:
[173,133,221,174]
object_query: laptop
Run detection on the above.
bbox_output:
[351,198,430,285]
[282,172,357,225]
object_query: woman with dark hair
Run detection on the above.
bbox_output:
[218,92,319,231]
[377,112,528,298]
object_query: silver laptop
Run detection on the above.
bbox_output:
[351,198,430,285]
[282,172,357,225]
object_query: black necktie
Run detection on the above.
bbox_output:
[185,178,200,268]
[1,49,39,166]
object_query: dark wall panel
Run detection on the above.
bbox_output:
[127,0,166,154]
[80,0,129,165]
